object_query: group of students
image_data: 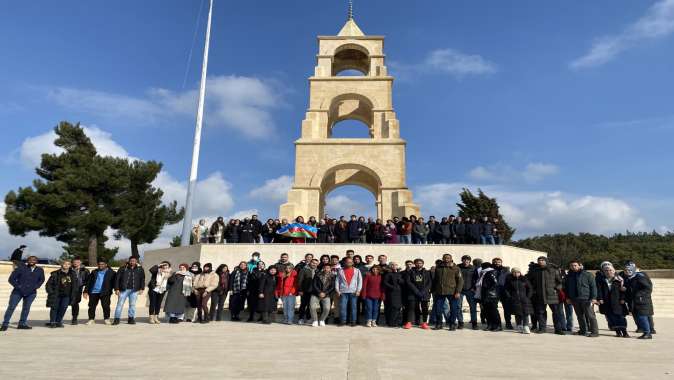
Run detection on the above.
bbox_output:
[193,214,504,245]
[1,252,656,340]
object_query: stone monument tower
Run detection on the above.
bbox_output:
[279,9,420,221]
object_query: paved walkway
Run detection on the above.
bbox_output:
[0,310,672,379]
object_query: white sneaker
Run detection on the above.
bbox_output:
[299,319,305,325]
[312,321,319,327]
[523,326,531,334]
[319,321,326,327]
[372,321,378,327]
[86,320,95,326]
[104,319,112,325]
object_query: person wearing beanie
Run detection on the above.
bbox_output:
[595,261,630,337]
[504,267,534,334]
[527,256,564,334]
[621,261,655,339]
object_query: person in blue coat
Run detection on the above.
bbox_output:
[1,256,45,331]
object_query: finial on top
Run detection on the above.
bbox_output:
[348,0,354,20]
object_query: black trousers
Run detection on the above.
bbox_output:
[71,287,84,320]
[87,293,111,320]
[483,301,500,328]
[246,291,259,319]
[230,291,247,318]
[209,291,228,321]
[148,290,165,315]
[297,293,311,320]
[385,302,402,327]
[534,302,564,331]
[406,299,429,324]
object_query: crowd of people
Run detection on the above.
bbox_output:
[1,252,656,339]
[192,214,505,245]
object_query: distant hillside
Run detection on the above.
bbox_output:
[514,232,674,270]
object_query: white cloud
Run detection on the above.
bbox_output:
[468,162,559,184]
[249,175,293,202]
[415,182,649,238]
[46,75,282,139]
[19,125,133,169]
[570,0,674,69]
[424,48,498,77]
[325,194,370,218]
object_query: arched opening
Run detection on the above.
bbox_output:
[325,185,377,219]
[332,44,370,76]
[331,119,372,138]
[316,163,383,220]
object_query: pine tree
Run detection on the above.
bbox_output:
[456,188,515,243]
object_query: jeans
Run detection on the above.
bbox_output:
[49,296,71,324]
[636,314,652,335]
[281,296,296,323]
[114,289,139,319]
[339,293,357,323]
[564,302,574,330]
[433,295,460,326]
[209,291,228,321]
[310,295,331,322]
[399,235,412,244]
[458,290,478,323]
[429,297,448,324]
[87,293,111,320]
[3,290,36,326]
[364,298,381,321]
[480,235,495,245]
[571,300,598,334]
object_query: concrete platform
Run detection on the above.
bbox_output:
[0,309,672,380]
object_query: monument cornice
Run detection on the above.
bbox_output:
[317,36,385,40]
[294,138,406,146]
[309,76,393,82]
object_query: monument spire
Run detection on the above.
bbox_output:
[338,0,364,37]
[348,0,353,20]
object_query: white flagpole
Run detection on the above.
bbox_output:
[181,0,214,246]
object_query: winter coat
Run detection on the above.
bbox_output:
[480,222,495,236]
[312,272,336,297]
[431,262,463,296]
[8,265,45,296]
[458,264,475,292]
[214,270,230,295]
[563,270,597,301]
[437,222,452,240]
[480,269,500,304]
[45,269,79,307]
[296,266,316,294]
[527,264,562,305]
[247,269,265,296]
[114,265,145,291]
[335,267,363,294]
[596,273,628,316]
[71,266,89,303]
[454,222,466,238]
[317,224,332,243]
[405,267,432,302]
[335,222,349,243]
[347,220,364,240]
[361,274,384,300]
[385,225,398,244]
[623,272,654,316]
[193,271,219,292]
[504,274,534,316]
[239,221,255,243]
[83,268,115,296]
[258,272,278,312]
[276,270,298,297]
[412,223,430,240]
[164,274,188,314]
[383,271,405,307]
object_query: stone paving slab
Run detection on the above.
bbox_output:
[0,310,672,379]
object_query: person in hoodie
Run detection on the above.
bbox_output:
[361,265,384,327]
[147,261,172,324]
[193,263,219,323]
[210,264,230,322]
[622,261,654,339]
[258,266,279,324]
[184,262,201,322]
[431,254,463,331]
[404,258,432,329]
[276,263,298,324]
[45,260,79,328]
[310,263,336,327]
[383,262,405,327]
[504,267,534,334]
[595,261,629,337]
[113,256,145,325]
[527,256,564,334]
[479,262,501,331]
[563,260,599,337]
[247,252,261,273]
[335,257,363,327]
[457,255,478,330]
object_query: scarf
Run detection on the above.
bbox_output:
[153,268,172,294]
[176,270,194,297]
[474,267,494,300]
[232,269,248,293]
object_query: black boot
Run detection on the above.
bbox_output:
[457,322,464,330]
[622,329,630,338]
[128,317,136,325]
[471,321,478,330]
[112,318,120,325]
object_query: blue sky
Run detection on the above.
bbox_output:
[1,0,673,258]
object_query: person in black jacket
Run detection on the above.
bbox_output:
[458,255,478,330]
[310,264,336,326]
[622,261,655,339]
[403,259,432,329]
[296,258,318,324]
[70,257,89,325]
[246,261,266,322]
[258,266,278,324]
[504,268,534,334]
[596,262,629,337]
[45,260,80,328]
[112,256,145,325]
[468,218,481,244]
[479,262,501,331]
[383,262,405,327]
[83,259,116,325]
[1,256,45,331]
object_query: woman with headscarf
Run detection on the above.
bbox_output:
[164,263,194,323]
[504,267,533,334]
[209,264,230,322]
[185,262,201,322]
[147,260,172,324]
[622,261,654,339]
[258,266,279,324]
[596,261,629,337]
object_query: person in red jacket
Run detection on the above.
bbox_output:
[361,265,384,327]
[276,264,298,324]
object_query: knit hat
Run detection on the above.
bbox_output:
[511,267,521,274]
[600,261,613,271]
